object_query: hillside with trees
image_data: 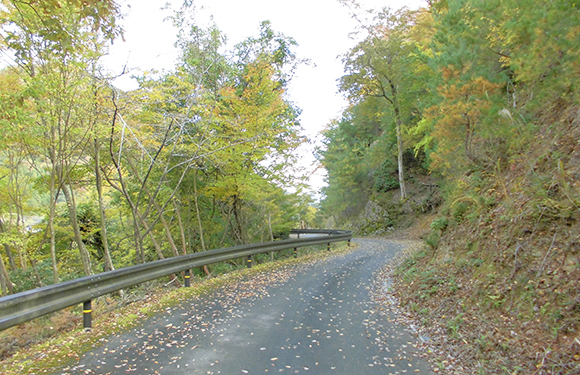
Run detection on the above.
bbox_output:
[0,0,315,296]
[318,0,579,372]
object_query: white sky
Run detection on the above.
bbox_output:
[103,0,427,198]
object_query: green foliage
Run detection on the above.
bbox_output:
[8,260,82,293]
[318,98,400,224]
[1,0,122,61]
[1,0,579,310]
[446,313,463,338]
[373,158,400,192]
[430,216,448,232]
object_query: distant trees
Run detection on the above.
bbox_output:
[317,99,384,222]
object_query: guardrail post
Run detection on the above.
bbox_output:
[297,233,300,238]
[293,247,297,258]
[246,255,252,268]
[327,243,330,252]
[83,300,92,330]
[184,269,191,287]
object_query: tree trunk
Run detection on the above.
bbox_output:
[61,184,92,276]
[134,218,181,286]
[391,85,407,200]
[124,156,180,258]
[0,246,13,295]
[268,211,274,261]
[95,138,115,272]
[0,220,16,293]
[174,198,188,256]
[108,102,145,264]
[219,204,233,247]
[396,116,407,200]
[5,152,27,272]
[193,172,211,277]
[193,169,207,251]
[232,194,245,245]
[48,176,58,281]
[268,212,274,241]
[106,175,145,264]
[4,245,14,277]
[143,187,180,258]
[0,220,16,271]
[29,256,43,288]
[18,245,27,272]
[47,151,59,282]
[137,213,165,260]
[159,213,179,257]
[133,217,145,264]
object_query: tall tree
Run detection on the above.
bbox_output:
[340,8,422,200]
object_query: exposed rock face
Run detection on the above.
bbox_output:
[325,215,336,229]
[362,200,389,223]
[353,200,394,236]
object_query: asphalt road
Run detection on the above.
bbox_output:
[59,239,437,375]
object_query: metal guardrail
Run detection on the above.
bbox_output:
[0,229,351,331]
[290,229,347,235]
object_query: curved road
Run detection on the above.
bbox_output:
[59,239,436,374]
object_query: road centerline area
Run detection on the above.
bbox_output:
[59,239,436,375]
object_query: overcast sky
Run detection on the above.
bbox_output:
[103,0,427,197]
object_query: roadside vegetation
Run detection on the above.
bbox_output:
[0,0,315,298]
[318,1,579,373]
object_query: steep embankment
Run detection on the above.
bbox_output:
[387,109,580,374]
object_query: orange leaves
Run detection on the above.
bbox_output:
[428,71,503,175]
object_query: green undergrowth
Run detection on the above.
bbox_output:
[0,242,354,375]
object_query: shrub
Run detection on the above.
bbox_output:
[430,216,449,231]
